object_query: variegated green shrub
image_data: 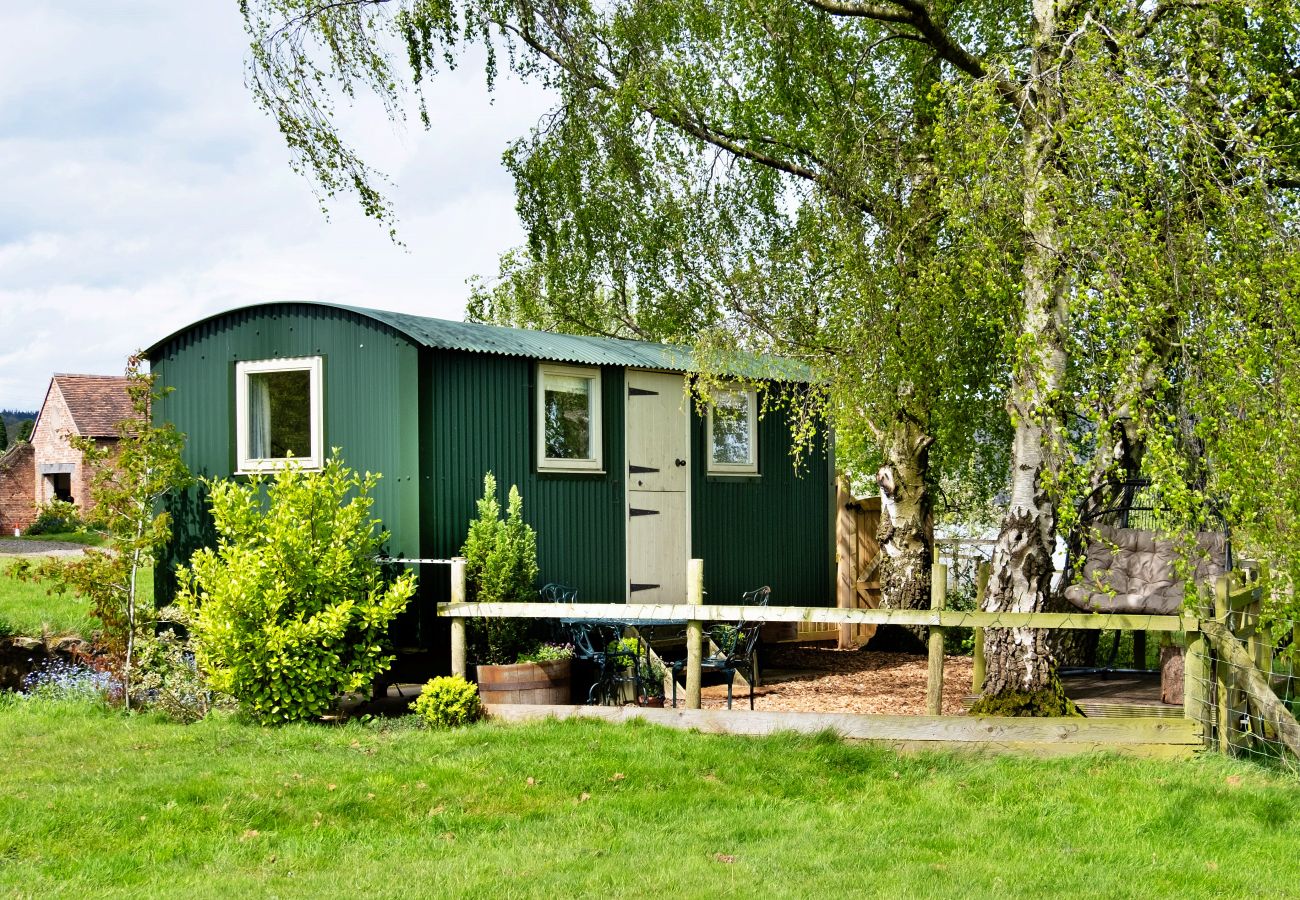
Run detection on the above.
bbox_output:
[177,455,416,724]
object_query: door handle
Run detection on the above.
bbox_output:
[675,458,687,467]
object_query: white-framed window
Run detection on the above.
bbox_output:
[537,363,603,472]
[707,387,758,475]
[235,356,324,473]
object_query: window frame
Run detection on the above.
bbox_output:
[234,355,324,474]
[706,386,759,475]
[536,363,603,473]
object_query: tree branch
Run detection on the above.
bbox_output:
[505,20,878,215]
[800,0,1024,106]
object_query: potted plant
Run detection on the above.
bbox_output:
[610,635,667,707]
[463,474,573,704]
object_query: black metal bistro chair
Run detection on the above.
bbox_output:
[670,587,770,709]
[539,583,579,604]
[670,620,763,710]
[567,618,644,706]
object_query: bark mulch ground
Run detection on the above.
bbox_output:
[698,643,973,716]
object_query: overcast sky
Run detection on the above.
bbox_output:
[0,2,553,411]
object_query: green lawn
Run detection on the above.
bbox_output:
[0,558,149,638]
[9,531,107,547]
[2,700,1298,898]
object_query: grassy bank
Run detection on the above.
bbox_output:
[0,558,149,638]
[1,700,1298,898]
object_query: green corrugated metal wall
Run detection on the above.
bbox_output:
[691,393,835,607]
[149,304,422,609]
[149,302,833,672]
[421,351,627,604]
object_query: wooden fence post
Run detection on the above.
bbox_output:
[927,563,947,715]
[1214,573,1232,754]
[1184,629,1209,736]
[450,556,467,679]
[971,562,989,695]
[836,478,855,649]
[686,559,704,710]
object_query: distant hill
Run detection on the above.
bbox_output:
[1,409,37,449]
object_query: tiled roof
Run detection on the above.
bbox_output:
[51,375,134,438]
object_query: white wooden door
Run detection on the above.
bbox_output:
[625,370,690,602]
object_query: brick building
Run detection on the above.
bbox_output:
[0,375,133,533]
[0,441,36,535]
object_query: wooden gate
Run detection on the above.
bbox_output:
[836,480,881,648]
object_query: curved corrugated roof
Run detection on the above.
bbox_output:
[146,301,810,381]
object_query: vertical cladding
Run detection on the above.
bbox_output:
[691,392,835,607]
[149,304,421,607]
[423,352,626,604]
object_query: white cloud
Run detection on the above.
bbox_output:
[0,1,553,409]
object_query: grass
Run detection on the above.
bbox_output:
[9,530,107,547]
[2,700,1299,898]
[0,559,151,638]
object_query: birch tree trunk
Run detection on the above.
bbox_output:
[975,0,1076,713]
[875,413,934,642]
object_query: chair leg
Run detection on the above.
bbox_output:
[726,673,734,710]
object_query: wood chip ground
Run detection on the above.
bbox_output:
[697,644,973,716]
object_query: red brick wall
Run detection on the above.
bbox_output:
[31,382,88,509]
[0,442,36,534]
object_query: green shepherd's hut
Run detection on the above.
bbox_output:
[146,302,835,676]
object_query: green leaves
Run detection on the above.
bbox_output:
[410,674,483,728]
[460,473,539,665]
[177,454,417,725]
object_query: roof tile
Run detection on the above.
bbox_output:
[51,375,134,437]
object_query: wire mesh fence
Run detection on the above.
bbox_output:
[1184,589,1300,770]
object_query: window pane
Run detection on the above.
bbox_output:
[712,391,752,465]
[544,374,593,459]
[249,370,312,459]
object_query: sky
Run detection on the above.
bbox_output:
[0,2,554,411]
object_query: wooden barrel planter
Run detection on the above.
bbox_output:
[476,659,572,705]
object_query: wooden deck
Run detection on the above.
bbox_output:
[486,704,1203,758]
[960,670,1185,719]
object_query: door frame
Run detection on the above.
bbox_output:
[623,367,692,602]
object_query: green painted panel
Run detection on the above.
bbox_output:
[691,393,835,607]
[149,304,422,610]
[421,352,627,605]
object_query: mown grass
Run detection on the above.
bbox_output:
[10,531,107,547]
[2,700,1298,898]
[0,559,150,638]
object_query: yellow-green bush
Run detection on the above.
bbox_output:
[410,675,483,728]
[178,456,416,725]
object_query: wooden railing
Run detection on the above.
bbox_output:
[436,556,1300,761]
[439,557,1200,715]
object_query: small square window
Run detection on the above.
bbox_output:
[235,357,323,472]
[537,364,602,472]
[707,388,758,475]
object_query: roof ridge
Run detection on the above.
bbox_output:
[144,301,812,382]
